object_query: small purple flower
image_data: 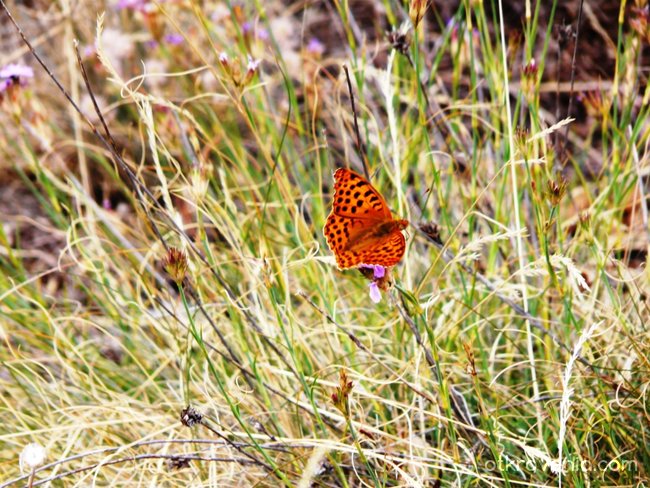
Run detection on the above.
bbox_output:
[368,282,382,304]
[0,63,34,94]
[164,33,184,45]
[372,265,386,279]
[246,55,260,74]
[306,37,325,55]
[360,264,385,279]
[242,21,268,40]
[242,21,253,35]
[0,64,34,82]
[116,0,155,12]
[83,44,96,58]
[116,0,143,9]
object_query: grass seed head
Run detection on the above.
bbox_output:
[163,247,188,283]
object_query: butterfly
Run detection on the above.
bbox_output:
[324,168,408,269]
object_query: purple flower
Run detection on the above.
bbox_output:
[242,21,253,34]
[116,0,143,9]
[306,37,325,55]
[0,64,34,81]
[242,21,269,41]
[372,265,386,279]
[0,63,34,93]
[115,0,156,13]
[360,264,385,279]
[246,55,261,74]
[83,44,96,58]
[164,33,184,45]
[369,282,382,304]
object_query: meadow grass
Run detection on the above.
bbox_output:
[1,0,649,486]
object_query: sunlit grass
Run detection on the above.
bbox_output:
[1,0,649,486]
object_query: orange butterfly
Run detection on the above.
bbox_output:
[324,168,408,269]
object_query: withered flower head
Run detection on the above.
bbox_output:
[409,0,428,30]
[521,59,538,100]
[163,247,188,283]
[546,176,567,207]
[463,342,477,377]
[167,456,192,471]
[419,222,442,245]
[180,406,203,427]
[387,27,411,56]
[514,128,532,158]
[556,23,574,48]
[331,369,354,417]
[580,90,610,118]
[630,6,650,43]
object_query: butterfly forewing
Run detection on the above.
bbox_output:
[331,168,392,221]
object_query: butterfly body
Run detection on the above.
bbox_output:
[324,168,408,269]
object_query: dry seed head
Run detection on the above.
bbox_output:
[180,406,203,427]
[163,247,188,283]
[20,443,46,472]
[521,59,538,101]
[546,177,567,207]
[630,6,650,43]
[515,128,531,158]
[581,90,611,118]
[409,0,428,30]
[387,28,410,56]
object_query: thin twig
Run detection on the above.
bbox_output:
[560,0,585,166]
[26,454,260,488]
[342,64,370,181]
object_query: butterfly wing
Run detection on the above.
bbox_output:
[331,168,393,221]
[324,213,366,268]
[327,227,406,269]
[324,167,406,269]
[355,230,406,267]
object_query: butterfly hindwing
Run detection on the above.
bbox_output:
[330,230,405,269]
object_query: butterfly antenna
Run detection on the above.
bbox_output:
[342,64,371,182]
